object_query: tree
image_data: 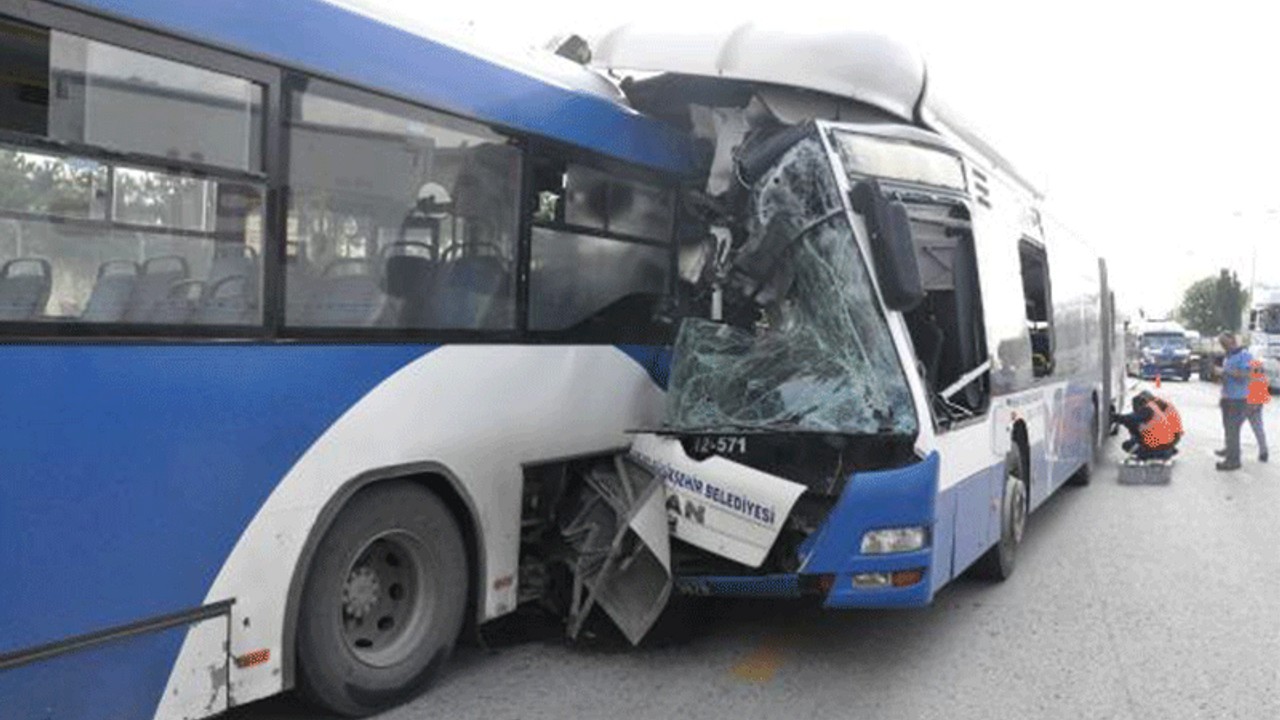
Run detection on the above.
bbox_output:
[1177,269,1248,335]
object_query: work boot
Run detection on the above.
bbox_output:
[1262,451,1270,463]
[1216,460,1242,471]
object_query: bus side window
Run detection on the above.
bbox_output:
[0,19,266,327]
[285,78,520,330]
[901,200,990,422]
[1019,239,1054,377]
[527,158,673,342]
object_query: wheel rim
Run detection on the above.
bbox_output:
[1009,478,1027,545]
[339,530,437,668]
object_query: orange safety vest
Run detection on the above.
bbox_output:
[1248,360,1272,405]
[1138,397,1182,449]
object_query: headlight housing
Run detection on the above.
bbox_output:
[860,526,928,554]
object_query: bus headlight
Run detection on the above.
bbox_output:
[860,526,928,554]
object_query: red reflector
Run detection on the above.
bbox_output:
[234,649,270,668]
[816,574,835,594]
[891,569,924,587]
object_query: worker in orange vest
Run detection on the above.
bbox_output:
[1112,390,1183,460]
[1247,360,1272,406]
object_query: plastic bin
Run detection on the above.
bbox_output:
[1118,458,1173,485]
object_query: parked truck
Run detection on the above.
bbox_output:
[1247,288,1280,391]
[1126,320,1194,380]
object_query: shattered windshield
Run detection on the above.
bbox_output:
[665,137,917,436]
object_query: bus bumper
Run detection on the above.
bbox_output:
[801,451,939,608]
[1139,360,1190,378]
[673,452,941,608]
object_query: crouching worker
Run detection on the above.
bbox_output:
[1111,390,1183,460]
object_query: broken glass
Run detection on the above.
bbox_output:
[665,136,917,436]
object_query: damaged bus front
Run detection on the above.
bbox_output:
[628,121,943,607]
[560,24,1117,638]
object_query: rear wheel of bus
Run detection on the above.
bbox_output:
[973,444,1027,581]
[296,481,468,716]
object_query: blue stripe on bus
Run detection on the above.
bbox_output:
[0,344,431,655]
[1,623,189,720]
[615,344,673,390]
[62,0,695,175]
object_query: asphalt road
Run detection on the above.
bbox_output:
[230,377,1280,720]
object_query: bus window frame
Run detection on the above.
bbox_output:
[0,0,280,341]
[521,147,679,344]
[1018,237,1056,378]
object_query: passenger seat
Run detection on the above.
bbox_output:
[295,258,385,327]
[0,257,52,321]
[429,254,511,329]
[124,256,190,323]
[81,260,140,323]
[207,246,258,304]
[196,245,259,325]
[193,275,255,325]
[380,241,435,327]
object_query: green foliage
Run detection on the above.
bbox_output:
[1177,269,1248,335]
[0,148,98,216]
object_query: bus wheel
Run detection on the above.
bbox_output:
[973,445,1027,581]
[297,482,467,717]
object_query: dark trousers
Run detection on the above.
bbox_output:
[1221,398,1268,463]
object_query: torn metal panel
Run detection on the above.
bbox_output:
[561,457,671,646]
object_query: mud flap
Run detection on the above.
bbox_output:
[561,456,671,645]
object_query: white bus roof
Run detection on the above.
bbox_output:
[594,24,927,122]
[592,22,1041,197]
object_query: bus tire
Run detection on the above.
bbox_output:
[296,481,467,717]
[973,445,1027,581]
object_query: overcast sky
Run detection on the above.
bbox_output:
[362,0,1280,318]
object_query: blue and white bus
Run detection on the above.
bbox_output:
[0,2,698,718]
[590,25,1127,606]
